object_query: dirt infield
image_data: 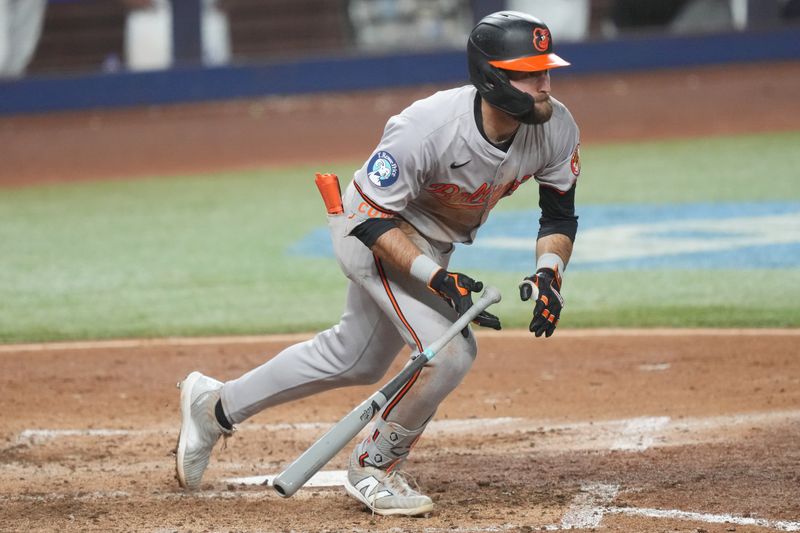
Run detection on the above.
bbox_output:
[1,331,799,532]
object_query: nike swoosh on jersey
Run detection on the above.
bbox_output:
[449,160,471,169]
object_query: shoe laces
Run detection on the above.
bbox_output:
[383,469,421,497]
[364,470,422,517]
[219,426,235,449]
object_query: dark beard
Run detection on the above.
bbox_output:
[516,100,553,124]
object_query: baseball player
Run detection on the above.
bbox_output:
[176,11,579,517]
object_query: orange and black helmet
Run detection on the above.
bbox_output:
[468,11,570,119]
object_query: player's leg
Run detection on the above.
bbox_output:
[344,236,478,516]
[219,282,406,422]
[176,281,405,490]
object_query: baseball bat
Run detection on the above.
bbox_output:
[272,286,502,498]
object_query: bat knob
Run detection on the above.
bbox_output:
[272,476,297,498]
[482,286,502,304]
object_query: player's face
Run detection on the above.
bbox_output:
[507,69,553,124]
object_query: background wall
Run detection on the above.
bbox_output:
[1,0,799,114]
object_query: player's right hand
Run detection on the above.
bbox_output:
[429,269,502,336]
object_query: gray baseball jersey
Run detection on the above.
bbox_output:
[344,85,580,244]
[221,84,581,476]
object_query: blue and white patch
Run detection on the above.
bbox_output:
[367,151,399,188]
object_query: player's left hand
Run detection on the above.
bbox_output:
[519,268,564,338]
[430,269,502,336]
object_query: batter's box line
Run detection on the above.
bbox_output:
[605,506,800,532]
[10,418,521,447]
[551,482,800,532]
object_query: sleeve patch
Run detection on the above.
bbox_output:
[570,144,581,177]
[367,151,400,187]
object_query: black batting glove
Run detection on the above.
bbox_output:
[430,269,502,337]
[519,267,564,338]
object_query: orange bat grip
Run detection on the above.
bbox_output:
[315,173,343,215]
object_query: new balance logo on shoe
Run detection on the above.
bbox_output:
[354,476,392,503]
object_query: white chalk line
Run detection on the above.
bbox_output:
[611,416,671,451]
[2,328,799,353]
[606,506,800,532]
[559,483,620,529]
[16,428,143,441]
[638,362,671,372]
[550,483,800,531]
[13,417,522,445]
[14,410,800,454]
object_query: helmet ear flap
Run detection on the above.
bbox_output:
[485,64,508,89]
[473,57,499,93]
[478,63,535,118]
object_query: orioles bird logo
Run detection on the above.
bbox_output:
[533,27,550,52]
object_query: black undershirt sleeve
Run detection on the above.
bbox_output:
[538,183,578,242]
[350,217,400,248]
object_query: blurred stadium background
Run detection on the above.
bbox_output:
[3,0,800,78]
[1,0,799,342]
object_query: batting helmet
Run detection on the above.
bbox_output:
[468,11,570,120]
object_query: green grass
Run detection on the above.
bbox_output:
[0,165,349,342]
[1,131,799,342]
[500,130,800,208]
[480,269,800,330]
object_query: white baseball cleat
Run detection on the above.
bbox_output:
[175,371,232,490]
[344,448,434,516]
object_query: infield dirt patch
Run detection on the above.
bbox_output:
[1,331,799,532]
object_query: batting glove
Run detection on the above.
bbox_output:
[430,269,502,337]
[519,267,564,338]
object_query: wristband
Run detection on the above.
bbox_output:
[410,254,442,286]
[536,253,565,275]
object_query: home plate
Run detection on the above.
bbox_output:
[224,470,347,488]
